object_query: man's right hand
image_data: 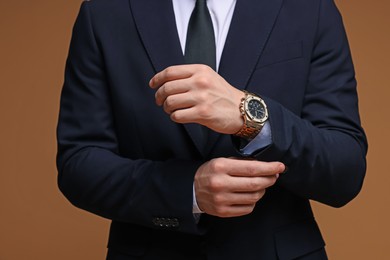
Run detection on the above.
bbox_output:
[194,158,285,218]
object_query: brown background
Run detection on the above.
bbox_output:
[0,0,389,259]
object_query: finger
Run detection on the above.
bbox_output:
[163,92,196,114]
[213,190,266,206]
[211,158,285,177]
[149,65,196,89]
[229,176,277,192]
[155,79,191,106]
[170,107,203,124]
[226,159,285,177]
[212,204,256,218]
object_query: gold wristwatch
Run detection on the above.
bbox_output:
[234,91,269,139]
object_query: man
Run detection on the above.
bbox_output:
[57,0,367,259]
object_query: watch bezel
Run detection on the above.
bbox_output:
[244,95,268,124]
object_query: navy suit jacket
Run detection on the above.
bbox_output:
[57,0,367,259]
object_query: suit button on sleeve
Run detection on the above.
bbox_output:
[160,218,166,227]
[152,217,180,229]
[172,218,179,228]
[165,218,171,228]
[152,217,161,226]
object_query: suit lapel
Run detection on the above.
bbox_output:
[218,0,284,89]
[129,0,183,72]
[206,0,284,151]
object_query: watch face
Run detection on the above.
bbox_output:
[248,99,266,120]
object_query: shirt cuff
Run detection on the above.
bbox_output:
[240,121,272,156]
[192,183,204,214]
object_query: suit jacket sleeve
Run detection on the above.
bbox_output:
[56,2,202,234]
[251,0,367,207]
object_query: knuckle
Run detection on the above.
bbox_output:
[164,67,174,78]
[163,83,172,95]
[170,111,181,122]
[255,191,266,203]
[197,105,212,119]
[248,179,260,190]
[210,159,225,173]
[247,205,256,214]
[195,76,210,89]
[246,166,257,176]
[154,92,160,104]
[249,193,260,203]
[213,194,225,205]
[165,96,175,108]
[265,176,277,188]
[199,64,211,72]
[255,190,266,201]
[242,205,255,216]
[198,91,209,102]
[208,176,223,192]
[158,86,166,100]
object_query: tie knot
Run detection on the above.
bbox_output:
[196,0,207,8]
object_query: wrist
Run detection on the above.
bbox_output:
[229,90,246,134]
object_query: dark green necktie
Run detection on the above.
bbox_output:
[185,0,216,70]
[184,0,216,153]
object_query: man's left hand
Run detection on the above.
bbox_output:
[149,64,244,134]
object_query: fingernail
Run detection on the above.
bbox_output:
[276,174,280,179]
[277,163,283,170]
